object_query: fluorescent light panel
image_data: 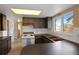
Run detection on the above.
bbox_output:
[11,8,41,15]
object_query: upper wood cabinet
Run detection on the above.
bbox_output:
[22,17,48,28]
[0,13,6,31]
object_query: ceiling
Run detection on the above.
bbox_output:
[0,4,75,18]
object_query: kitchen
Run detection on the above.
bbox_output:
[21,17,49,46]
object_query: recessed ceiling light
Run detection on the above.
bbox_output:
[11,8,41,15]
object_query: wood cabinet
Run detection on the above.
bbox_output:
[0,36,11,55]
[35,35,52,44]
[0,13,6,31]
[35,34,64,44]
[35,35,43,44]
[22,17,48,28]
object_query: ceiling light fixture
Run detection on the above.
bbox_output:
[11,8,41,15]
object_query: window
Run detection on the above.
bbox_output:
[54,11,74,32]
[55,17,62,32]
[63,12,74,32]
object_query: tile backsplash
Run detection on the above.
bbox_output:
[23,26,49,34]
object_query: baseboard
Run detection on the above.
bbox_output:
[63,39,79,45]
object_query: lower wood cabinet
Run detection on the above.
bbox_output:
[35,35,43,44]
[35,35,52,44]
[0,36,11,55]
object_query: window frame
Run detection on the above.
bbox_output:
[53,11,74,33]
[55,17,63,32]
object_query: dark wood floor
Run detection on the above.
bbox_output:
[21,40,79,55]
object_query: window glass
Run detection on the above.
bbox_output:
[54,11,74,32]
[63,12,74,32]
[55,18,62,32]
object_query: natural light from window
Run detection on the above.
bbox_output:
[54,11,74,32]
[63,12,73,32]
[55,18,62,32]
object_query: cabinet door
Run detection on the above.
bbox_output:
[35,36,43,44]
[42,36,52,43]
[1,40,7,54]
[7,37,11,52]
[0,40,2,54]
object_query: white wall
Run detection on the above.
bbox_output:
[7,16,21,42]
[0,9,19,42]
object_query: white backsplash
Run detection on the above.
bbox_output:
[23,26,49,34]
[23,25,34,32]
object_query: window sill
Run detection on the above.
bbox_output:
[54,31,73,36]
